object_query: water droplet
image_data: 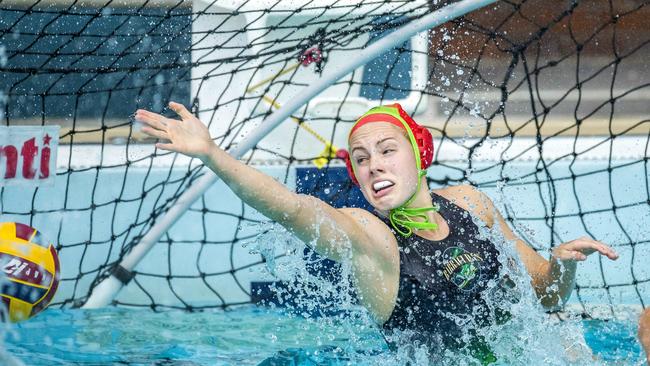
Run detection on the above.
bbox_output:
[155,74,165,85]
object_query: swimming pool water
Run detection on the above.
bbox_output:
[2,306,645,365]
[2,306,383,365]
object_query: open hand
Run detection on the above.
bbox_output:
[135,102,214,160]
[551,236,619,262]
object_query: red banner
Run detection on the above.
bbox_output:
[0,126,59,186]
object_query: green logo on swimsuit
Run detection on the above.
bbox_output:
[442,247,483,291]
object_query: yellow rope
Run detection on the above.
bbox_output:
[245,58,341,169]
[261,95,328,145]
[260,95,339,168]
[245,63,300,94]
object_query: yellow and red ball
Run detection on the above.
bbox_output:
[0,222,60,322]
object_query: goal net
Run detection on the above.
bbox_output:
[0,0,648,319]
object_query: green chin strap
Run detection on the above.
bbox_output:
[388,169,439,237]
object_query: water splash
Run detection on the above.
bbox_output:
[468,190,599,365]
[244,222,390,364]
[243,203,615,365]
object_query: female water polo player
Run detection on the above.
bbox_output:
[135,102,618,362]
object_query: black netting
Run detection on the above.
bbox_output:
[0,0,648,318]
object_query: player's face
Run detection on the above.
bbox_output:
[349,122,419,212]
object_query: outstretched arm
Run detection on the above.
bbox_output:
[485,192,618,310]
[134,102,383,263]
[453,185,618,310]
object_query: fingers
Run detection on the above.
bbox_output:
[590,241,618,260]
[134,109,169,131]
[598,244,619,260]
[134,102,192,131]
[572,251,588,261]
[169,101,193,120]
[140,126,168,141]
[553,247,587,261]
[566,237,619,260]
[155,142,174,151]
[579,238,618,260]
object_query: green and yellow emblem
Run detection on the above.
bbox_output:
[442,246,483,291]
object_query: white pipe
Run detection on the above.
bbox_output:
[82,0,498,308]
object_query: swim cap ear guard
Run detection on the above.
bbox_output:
[343,103,438,237]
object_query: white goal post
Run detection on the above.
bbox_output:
[82,0,499,308]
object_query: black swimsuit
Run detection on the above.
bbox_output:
[379,192,515,358]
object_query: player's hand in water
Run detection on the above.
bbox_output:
[551,237,619,262]
[135,101,214,160]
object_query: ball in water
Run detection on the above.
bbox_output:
[0,222,60,322]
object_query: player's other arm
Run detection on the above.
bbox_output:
[452,185,618,310]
